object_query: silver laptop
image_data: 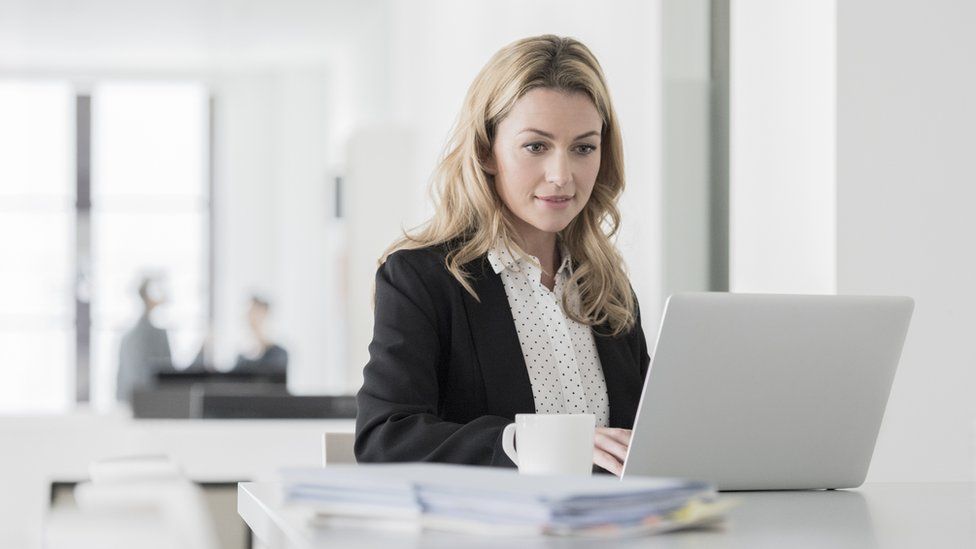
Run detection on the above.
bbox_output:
[622,293,913,490]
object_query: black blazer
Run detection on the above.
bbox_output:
[355,244,651,467]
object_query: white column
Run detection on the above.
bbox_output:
[729,0,836,294]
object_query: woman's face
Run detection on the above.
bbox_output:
[486,88,603,239]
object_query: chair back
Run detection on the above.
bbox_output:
[322,432,356,466]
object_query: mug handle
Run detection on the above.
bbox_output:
[501,423,519,466]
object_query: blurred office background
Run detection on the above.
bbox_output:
[2,0,975,547]
[0,0,669,411]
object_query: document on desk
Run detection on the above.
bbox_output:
[281,464,731,537]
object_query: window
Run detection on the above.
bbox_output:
[0,79,211,412]
[0,81,75,413]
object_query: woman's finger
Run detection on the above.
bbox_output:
[597,427,633,446]
[594,431,629,463]
[593,447,623,477]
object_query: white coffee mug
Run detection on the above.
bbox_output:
[501,413,595,475]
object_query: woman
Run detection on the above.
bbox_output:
[355,35,650,476]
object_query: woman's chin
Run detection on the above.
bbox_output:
[527,219,573,234]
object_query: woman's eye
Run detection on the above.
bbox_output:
[524,143,546,153]
[575,144,597,154]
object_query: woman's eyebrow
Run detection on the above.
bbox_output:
[518,128,601,140]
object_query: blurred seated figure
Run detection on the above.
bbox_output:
[233,295,288,375]
[117,276,173,404]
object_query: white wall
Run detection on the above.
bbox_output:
[729,0,836,294]
[0,0,386,71]
[344,125,419,390]
[210,72,279,369]
[837,0,976,481]
[211,68,342,393]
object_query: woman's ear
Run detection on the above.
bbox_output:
[479,136,498,176]
[483,153,498,176]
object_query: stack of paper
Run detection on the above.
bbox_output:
[281,464,731,537]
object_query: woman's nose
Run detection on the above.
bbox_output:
[545,152,572,187]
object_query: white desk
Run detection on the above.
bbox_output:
[239,481,975,548]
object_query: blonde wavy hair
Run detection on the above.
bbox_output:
[380,34,636,336]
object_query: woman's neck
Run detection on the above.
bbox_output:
[512,222,559,276]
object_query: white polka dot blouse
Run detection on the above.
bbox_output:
[486,238,610,427]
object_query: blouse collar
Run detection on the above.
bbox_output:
[487,237,572,277]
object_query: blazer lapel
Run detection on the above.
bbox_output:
[594,324,644,429]
[461,253,644,428]
[463,257,536,419]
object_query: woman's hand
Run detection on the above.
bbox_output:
[593,427,632,476]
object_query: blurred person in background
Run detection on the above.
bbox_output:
[117,275,173,403]
[232,295,288,375]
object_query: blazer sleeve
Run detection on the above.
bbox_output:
[355,251,513,466]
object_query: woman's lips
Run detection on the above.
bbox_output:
[535,195,573,209]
